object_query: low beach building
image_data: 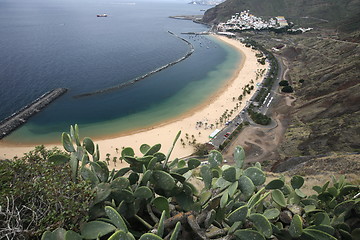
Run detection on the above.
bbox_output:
[275,16,288,27]
[209,129,221,138]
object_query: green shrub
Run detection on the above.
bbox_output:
[281,85,294,93]
[0,145,94,239]
[193,143,209,156]
[279,80,289,86]
[248,109,271,125]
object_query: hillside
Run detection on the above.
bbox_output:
[201,0,360,174]
[202,0,360,32]
[277,35,360,155]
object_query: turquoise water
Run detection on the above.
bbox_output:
[6,36,242,143]
[0,0,242,144]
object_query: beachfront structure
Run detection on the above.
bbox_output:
[275,16,288,27]
[217,31,236,37]
[217,10,288,32]
[209,129,221,138]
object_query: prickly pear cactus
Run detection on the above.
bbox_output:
[43,127,359,240]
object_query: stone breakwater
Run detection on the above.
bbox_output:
[73,31,195,98]
[0,88,68,140]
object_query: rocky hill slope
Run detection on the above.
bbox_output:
[278,35,360,156]
[202,0,360,174]
[202,0,360,32]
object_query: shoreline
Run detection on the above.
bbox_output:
[74,31,194,99]
[0,35,268,164]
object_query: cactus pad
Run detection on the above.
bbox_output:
[233,229,265,240]
[80,221,116,239]
[234,146,245,169]
[152,170,175,190]
[139,233,163,240]
[105,206,128,232]
[222,166,237,182]
[265,179,284,190]
[187,158,201,169]
[263,208,280,220]
[134,186,153,199]
[249,213,273,238]
[62,133,75,152]
[238,175,255,199]
[271,189,286,207]
[208,150,223,168]
[244,167,266,186]
[291,175,304,189]
[83,137,95,155]
[227,205,248,224]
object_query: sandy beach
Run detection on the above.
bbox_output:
[0,35,268,168]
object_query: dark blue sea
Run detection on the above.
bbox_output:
[0,0,241,143]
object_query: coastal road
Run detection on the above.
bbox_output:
[259,54,286,115]
[210,52,286,148]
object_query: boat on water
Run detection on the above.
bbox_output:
[97,14,108,17]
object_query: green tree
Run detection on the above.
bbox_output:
[282,85,294,93]
[279,80,289,86]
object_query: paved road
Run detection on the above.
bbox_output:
[260,54,286,115]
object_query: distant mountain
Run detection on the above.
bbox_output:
[189,0,224,6]
[202,0,360,32]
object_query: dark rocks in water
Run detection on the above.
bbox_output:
[0,88,68,140]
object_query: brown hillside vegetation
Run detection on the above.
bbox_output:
[220,28,360,178]
[202,0,360,30]
[279,35,360,156]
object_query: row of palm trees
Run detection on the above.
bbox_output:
[180,133,199,148]
[105,147,125,167]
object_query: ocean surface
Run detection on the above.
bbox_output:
[0,0,241,144]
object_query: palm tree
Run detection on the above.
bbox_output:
[115,148,119,153]
[113,157,117,167]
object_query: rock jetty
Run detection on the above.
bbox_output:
[74,31,194,98]
[0,88,68,140]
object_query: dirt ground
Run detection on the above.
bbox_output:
[222,93,295,168]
